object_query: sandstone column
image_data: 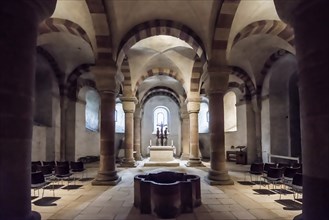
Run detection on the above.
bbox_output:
[0,1,56,220]
[59,93,68,161]
[91,66,121,185]
[120,97,137,167]
[252,95,263,162]
[134,105,142,160]
[186,98,203,166]
[180,104,190,160]
[274,1,329,219]
[205,68,234,185]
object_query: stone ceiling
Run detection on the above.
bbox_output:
[38,0,296,103]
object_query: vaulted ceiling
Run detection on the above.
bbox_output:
[37,0,296,104]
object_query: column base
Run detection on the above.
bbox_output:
[180,153,189,160]
[205,169,234,185]
[134,153,143,161]
[186,158,205,167]
[119,158,137,167]
[92,171,121,186]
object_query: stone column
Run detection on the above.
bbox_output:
[252,95,262,162]
[186,98,203,166]
[274,1,329,219]
[120,97,137,167]
[91,66,121,185]
[205,68,234,185]
[134,105,142,160]
[59,93,68,161]
[0,1,56,220]
[180,105,190,160]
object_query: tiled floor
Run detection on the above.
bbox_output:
[32,160,302,220]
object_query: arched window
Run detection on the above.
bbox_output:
[198,101,209,133]
[115,102,125,133]
[224,91,237,132]
[153,106,170,133]
[85,90,100,131]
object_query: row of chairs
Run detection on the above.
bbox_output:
[32,161,84,172]
[248,162,303,199]
[31,161,86,198]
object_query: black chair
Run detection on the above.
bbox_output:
[43,161,56,171]
[55,165,72,186]
[56,161,70,168]
[282,167,299,188]
[291,173,303,200]
[32,161,42,166]
[31,171,54,197]
[278,163,289,171]
[293,163,303,173]
[262,167,284,197]
[70,161,86,181]
[248,162,264,183]
[37,165,54,181]
[263,163,276,176]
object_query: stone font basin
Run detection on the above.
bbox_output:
[134,171,201,218]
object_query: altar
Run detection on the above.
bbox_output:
[143,122,179,166]
[148,146,176,161]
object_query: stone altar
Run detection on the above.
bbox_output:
[148,146,176,161]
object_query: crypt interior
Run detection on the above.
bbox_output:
[0,0,328,220]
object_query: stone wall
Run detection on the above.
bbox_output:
[74,102,100,160]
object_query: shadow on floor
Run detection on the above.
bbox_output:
[31,196,38,200]
[44,184,64,189]
[253,189,276,195]
[237,181,256,185]
[272,189,294,195]
[78,177,94,182]
[296,198,303,203]
[275,199,302,210]
[33,197,60,206]
[62,185,83,190]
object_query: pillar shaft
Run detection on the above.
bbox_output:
[120,98,137,167]
[91,66,120,185]
[206,91,234,185]
[59,94,67,161]
[275,1,329,219]
[186,100,203,166]
[205,68,233,185]
[92,91,120,185]
[0,1,56,220]
[134,110,142,160]
[189,112,199,159]
[252,96,262,162]
[180,111,190,160]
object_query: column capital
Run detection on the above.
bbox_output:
[206,65,231,95]
[91,65,119,93]
[186,99,201,113]
[121,96,138,113]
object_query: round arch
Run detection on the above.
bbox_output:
[116,20,207,68]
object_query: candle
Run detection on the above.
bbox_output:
[150,140,152,146]
[171,140,173,146]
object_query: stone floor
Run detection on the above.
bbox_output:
[31,160,302,220]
